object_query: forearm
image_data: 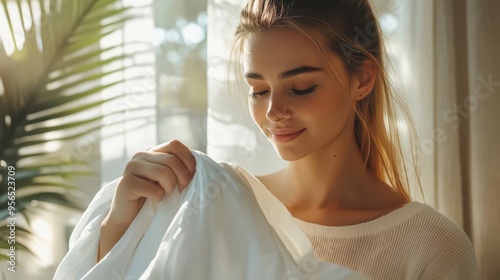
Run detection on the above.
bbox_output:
[97,216,130,262]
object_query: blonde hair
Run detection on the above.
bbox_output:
[231,0,421,201]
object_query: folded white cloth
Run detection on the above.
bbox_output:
[54,151,369,280]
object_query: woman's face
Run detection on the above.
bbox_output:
[243,28,356,161]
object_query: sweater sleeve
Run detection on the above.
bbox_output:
[420,214,480,280]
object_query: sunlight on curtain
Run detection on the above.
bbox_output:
[371,0,436,204]
[100,0,156,186]
[381,0,436,205]
[99,0,208,183]
[154,0,207,154]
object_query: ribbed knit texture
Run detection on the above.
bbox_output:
[294,202,480,280]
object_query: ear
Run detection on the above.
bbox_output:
[351,59,377,101]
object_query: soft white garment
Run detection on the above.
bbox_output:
[54,151,369,280]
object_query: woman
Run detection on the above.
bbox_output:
[98,0,479,279]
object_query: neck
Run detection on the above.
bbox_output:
[279,133,373,210]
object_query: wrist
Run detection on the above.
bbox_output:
[101,212,133,231]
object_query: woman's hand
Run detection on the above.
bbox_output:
[107,140,196,226]
[97,140,196,261]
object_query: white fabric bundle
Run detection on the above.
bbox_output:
[54,151,369,280]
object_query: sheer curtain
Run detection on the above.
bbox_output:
[433,0,499,277]
[392,0,500,277]
[207,0,499,278]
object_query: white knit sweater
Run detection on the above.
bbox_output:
[293,202,480,280]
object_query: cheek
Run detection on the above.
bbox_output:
[248,98,265,124]
[304,91,352,123]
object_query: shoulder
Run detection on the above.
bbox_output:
[407,203,471,246]
[400,203,480,279]
[396,203,473,254]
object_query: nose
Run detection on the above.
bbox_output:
[266,92,292,123]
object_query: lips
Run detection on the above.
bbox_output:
[267,128,306,143]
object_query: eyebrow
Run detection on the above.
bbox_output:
[244,66,323,80]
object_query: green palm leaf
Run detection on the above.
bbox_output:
[0,0,151,258]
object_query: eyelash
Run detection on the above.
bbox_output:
[250,85,317,98]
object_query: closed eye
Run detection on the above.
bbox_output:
[291,85,317,96]
[249,85,317,98]
[249,90,269,98]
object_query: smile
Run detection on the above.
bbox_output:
[269,128,306,143]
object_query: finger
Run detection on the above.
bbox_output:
[143,152,193,190]
[120,174,166,202]
[131,151,192,189]
[149,140,196,176]
[126,160,177,196]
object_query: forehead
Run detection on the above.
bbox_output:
[243,29,326,73]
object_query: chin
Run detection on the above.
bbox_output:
[272,145,309,162]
